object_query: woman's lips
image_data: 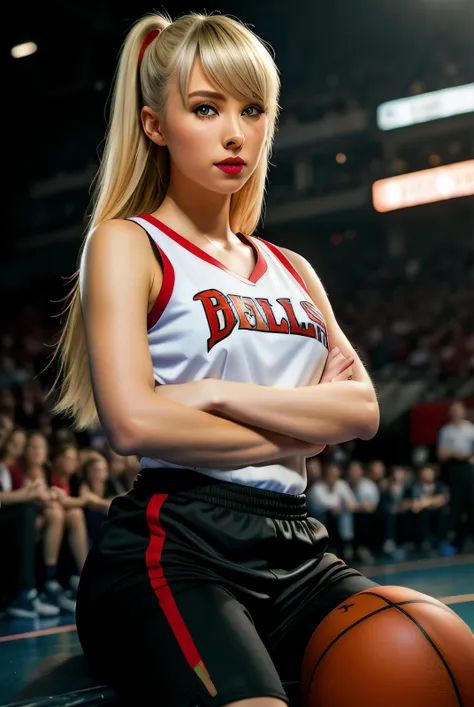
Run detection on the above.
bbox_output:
[215,164,244,174]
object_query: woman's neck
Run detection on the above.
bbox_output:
[25,462,44,478]
[158,176,234,244]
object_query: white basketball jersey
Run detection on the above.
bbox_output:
[128,214,329,494]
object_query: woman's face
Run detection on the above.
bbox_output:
[25,434,48,466]
[143,57,269,197]
[6,430,27,459]
[88,459,108,485]
[56,448,79,477]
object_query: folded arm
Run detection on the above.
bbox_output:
[209,249,379,445]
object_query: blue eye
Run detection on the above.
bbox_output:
[242,105,265,117]
[192,104,265,119]
[193,104,217,118]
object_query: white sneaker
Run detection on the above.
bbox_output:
[33,589,60,617]
[42,580,76,613]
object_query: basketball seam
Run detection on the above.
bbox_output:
[398,599,455,615]
[363,591,454,615]
[363,591,463,707]
[392,604,463,707]
[305,605,391,702]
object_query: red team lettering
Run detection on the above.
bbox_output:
[193,289,328,352]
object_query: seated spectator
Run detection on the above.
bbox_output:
[0,469,59,619]
[404,464,451,555]
[367,459,388,493]
[79,455,115,543]
[346,461,380,564]
[18,431,74,612]
[47,443,100,602]
[306,462,357,560]
[0,427,27,491]
[379,466,412,560]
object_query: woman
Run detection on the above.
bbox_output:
[18,431,75,611]
[0,426,27,491]
[51,13,379,707]
[0,430,59,618]
[47,444,100,602]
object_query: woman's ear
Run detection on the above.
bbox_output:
[141,106,167,147]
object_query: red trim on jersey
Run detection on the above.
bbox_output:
[141,213,267,285]
[145,494,216,696]
[258,238,310,296]
[147,243,175,330]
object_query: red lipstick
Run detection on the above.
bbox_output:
[215,157,245,174]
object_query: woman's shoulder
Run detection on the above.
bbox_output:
[80,218,156,284]
[86,218,151,250]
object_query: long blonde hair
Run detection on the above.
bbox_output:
[49,11,281,430]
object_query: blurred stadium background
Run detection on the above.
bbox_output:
[0,1,473,702]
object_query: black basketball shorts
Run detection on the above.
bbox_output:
[76,468,376,707]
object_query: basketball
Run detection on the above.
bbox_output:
[300,585,474,707]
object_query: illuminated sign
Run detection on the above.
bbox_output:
[372,160,474,212]
[377,84,474,130]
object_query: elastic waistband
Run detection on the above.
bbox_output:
[134,468,308,520]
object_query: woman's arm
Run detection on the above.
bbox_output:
[0,488,29,506]
[81,220,324,468]
[52,486,87,509]
[79,484,112,513]
[0,482,51,507]
[208,249,379,445]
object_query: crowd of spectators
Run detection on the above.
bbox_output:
[0,417,140,620]
[317,235,474,386]
[306,455,459,567]
[1,403,472,621]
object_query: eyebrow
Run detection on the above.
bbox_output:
[188,90,227,101]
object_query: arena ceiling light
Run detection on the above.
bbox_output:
[11,41,37,59]
[372,160,474,212]
[377,83,474,131]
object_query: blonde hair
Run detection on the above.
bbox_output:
[49,11,281,430]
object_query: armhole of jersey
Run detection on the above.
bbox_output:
[258,238,310,296]
[127,218,176,331]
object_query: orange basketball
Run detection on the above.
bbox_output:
[300,585,474,707]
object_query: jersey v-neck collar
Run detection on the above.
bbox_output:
[140,213,267,286]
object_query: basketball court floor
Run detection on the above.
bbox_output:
[1,554,473,707]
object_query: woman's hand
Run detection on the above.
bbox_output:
[320,346,354,384]
[154,379,217,412]
[50,485,69,506]
[24,479,52,507]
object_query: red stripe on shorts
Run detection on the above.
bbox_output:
[145,494,217,696]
